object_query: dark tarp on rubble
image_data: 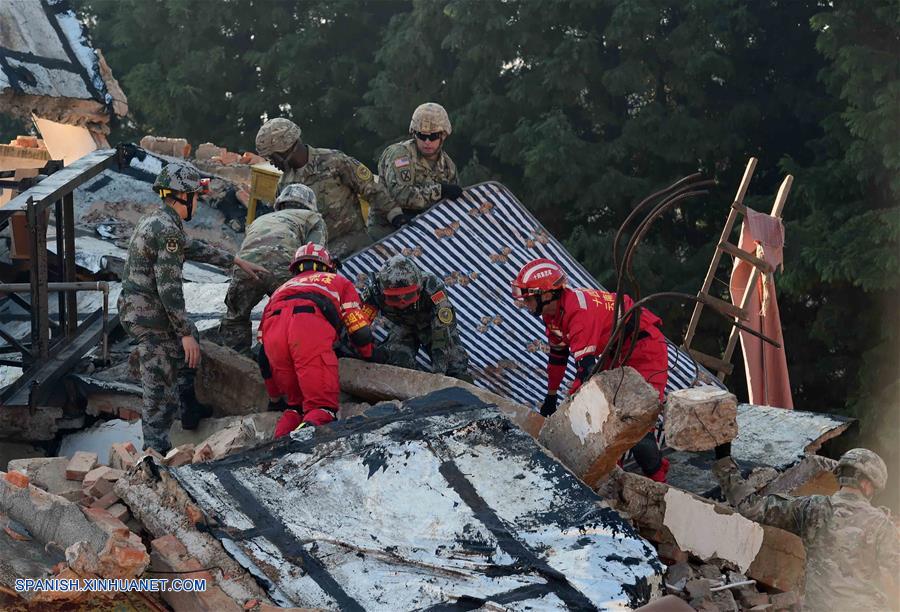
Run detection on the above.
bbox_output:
[171,388,664,610]
[341,182,718,411]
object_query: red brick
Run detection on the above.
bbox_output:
[82,506,130,535]
[244,599,259,610]
[5,471,29,488]
[90,491,120,510]
[164,444,195,467]
[109,443,137,471]
[86,476,115,498]
[107,502,130,523]
[185,503,204,526]
[66,451,99,481]
[16,135,38,148]
[118,408,141,421]
[82,465,110,489]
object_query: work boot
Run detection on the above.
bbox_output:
[303,407,338,427]
[274,409,303,438]
[180,387,213,430]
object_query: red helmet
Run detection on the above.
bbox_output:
[289,242,334,274]
[511,258,566,300]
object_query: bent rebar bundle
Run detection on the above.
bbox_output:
[593,173,779,381]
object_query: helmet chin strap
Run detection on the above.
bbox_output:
[530,290,559,318]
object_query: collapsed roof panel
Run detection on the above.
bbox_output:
[173,388,663,609]
[342,182,718,409]
[0,0,127,129]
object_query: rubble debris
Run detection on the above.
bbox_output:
[115,460,274,606]
[664,386,738,451]
[151,535,243,612]
[65,450,99,480]
[108,441,138,471]
[171,388,663,608]
[58,418,143,465]
[169,412,280,449]
[0,406,63,441]
[758,454,838,498]
[191,418,261,463]
[338,358,544,436]
[139,135,191,158]
[603,468,805,593]
[8,456,82,502]
[164,444,196,467]
[539,367,661,487]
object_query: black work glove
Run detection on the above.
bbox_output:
[539,393,559,418]
[391,213,413,229]
[440,182,464,200]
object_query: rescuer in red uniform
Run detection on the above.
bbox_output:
[512,258,670,481]
[258,243,374,437]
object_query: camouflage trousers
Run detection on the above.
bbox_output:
[219,267,287,354]
[374,322,471,382]
[124,324,195,454]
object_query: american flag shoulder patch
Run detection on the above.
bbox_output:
[394,156,410,168]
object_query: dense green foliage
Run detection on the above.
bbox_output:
[8,0,895,494]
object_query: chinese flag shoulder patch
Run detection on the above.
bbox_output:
[430,290,447,304]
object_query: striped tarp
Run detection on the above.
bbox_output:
[343,182,709,411]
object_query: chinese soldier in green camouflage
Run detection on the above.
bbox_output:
[360,255,471,381]
[368,103,464,240]
[255,117,395,259]
[713,447,899,610]
[218,183,327,354]
[119,162,267,452]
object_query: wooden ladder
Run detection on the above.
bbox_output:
[682,157,793,380]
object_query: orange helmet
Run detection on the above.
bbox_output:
[289,242,334,274]
[511,258,566,299]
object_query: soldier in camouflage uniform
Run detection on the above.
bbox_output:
[713,448,899,610]
[255,118,396,259]
[218,184,327,354]
[368,103,464,240]
[360,255,471,381]
[119,162,267,452]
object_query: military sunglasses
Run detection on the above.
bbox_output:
[414,131,442,142]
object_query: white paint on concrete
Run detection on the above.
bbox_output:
[662,487,764,573]
[567,379,611,444]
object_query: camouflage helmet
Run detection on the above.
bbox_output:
[274,183,318,212]
[836,448,888,491]
[377,255,422,289]
[255,118,301,157]
[409,103,452,136]
[153,161,203,194]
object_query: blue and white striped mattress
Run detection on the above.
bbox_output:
[343,181,708,411]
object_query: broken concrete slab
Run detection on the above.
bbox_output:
[604,469,805,593]
[195,341,269,416]
[539,367,661,487]
[339,358,545,437]
[8,456,83,502]
[0,406,63,441]
[759,454,838,498]
[664,386,738,451]
[172,388,663,609]
[0,470,108,557]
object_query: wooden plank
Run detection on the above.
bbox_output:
[0,149,117,214]
[682,158,757,350]
[702,292,749,321]
[689,348,735,376]
[719,241,774,274]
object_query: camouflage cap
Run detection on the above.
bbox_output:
[255,118,301,157]
[836,448,888,491]
[377,255,422,288]
[409,103,452,136]
[153,161,203,193]
[275,183,318,212]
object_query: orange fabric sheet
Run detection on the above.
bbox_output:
[729,209,793,408]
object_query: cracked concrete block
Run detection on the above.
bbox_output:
[195,341,269,417]
[664,386,738,451]
[760,454,838,498]
[66,451,99,481]
[604,470,806,593]
[538,367,660,487]
[339,358,544,437]
[169,412,280,449]
[8,456,82,502]
[0,471,107,555]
